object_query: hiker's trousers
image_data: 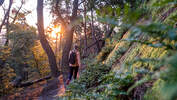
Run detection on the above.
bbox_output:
[69,66,79,80]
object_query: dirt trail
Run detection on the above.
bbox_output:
[2,75,65,100]
[2,65,86,100]
[38,75,65,100]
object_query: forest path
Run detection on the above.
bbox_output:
[38,64,86,100]
[38,75,65,100]
[39,65,86,100]
[3,75,65,100]
[3,65,86,100]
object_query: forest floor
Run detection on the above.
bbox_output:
[2,65,86,100]
[38,75,65,100]
[2,75,65,100]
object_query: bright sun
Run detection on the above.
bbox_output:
[47,25,61,39]
[51,25,61,38]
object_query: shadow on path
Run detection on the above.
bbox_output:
[38,75,65,100]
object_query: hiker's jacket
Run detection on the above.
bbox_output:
[69,50,81,67]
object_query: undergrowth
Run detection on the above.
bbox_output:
[62,63,135,100]
[60,0,177,100]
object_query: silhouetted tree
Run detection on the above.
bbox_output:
[37,0,59,77]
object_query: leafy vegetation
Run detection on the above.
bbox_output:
[0,0,176,99]
[61,0,177,100]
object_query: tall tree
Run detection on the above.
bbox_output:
[83,0,88,55]
[37,0,59,77]
[90,0,101,53]
[53,0,79,81]
[4,0,24,46]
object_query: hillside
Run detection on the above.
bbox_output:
[61,1,177,100]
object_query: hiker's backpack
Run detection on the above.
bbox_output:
[69,51,77,64]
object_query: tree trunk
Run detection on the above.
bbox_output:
[61,0,79,82]
[37,0,59,77]
[61,28,74,80]
[101,26,115,48]
[12,75,52,88]
[84,0,88,55]
[31,51,41,76]
[0,0,13,33]
[4,13,10,46]
[91,6,101,53]
[4,0,24,46]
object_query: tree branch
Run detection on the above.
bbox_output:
[86,39,104,50]
[12,0,24,23]
[0,0,13,33]
[55,0,66,26]
[71,0,79,21]
[12,75,52,87]
[78,0,84,6]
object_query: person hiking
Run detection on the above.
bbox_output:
[66,45,81,85]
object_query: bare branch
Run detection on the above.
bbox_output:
[78,0,84,6]
[71,0,79,21]
[12,0,24,23]
[55,0,66,25]
[0,0,13,33]
[2,5,6,15]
